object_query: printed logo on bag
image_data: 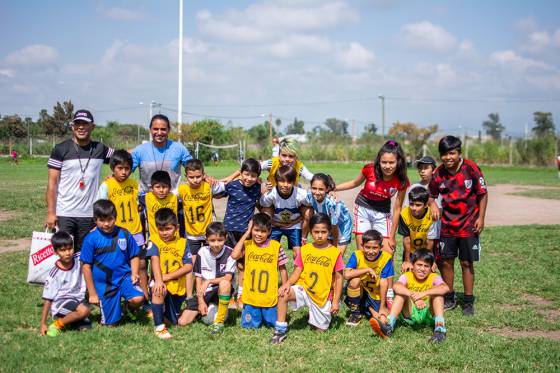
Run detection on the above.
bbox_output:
[31,244,55,265]
[118,238,127,251]
[464,179,472,189]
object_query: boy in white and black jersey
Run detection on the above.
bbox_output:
[40,232,91,337]
[180,222,236,334]
[46,109,113,251]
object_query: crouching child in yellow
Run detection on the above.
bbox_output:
[270,213,344,345]
[370,249,449,343]
[146,208,193,339]
[230,213,288,328]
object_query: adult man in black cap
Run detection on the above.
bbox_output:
[45,109,114,251]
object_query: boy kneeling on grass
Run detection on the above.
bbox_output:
[40,231,91,336]
[370,249,449,343]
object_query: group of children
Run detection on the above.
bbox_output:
[40,135,487,345]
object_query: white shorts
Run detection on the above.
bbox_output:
[353,205,391,237]
[291,285,332,330]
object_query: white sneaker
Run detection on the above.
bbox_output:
[154,325,172,340]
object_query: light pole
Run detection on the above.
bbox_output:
[378,95,385,139]
[177,0,184,142]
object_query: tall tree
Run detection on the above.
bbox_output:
[52,100,74,134]
[532,111,555,138]
[365,122,377,134]
[0,115,27,138]
[275,118,282,135]
[482,112,506,140]
[388,121,439,159]
[286,117,305,134]
[323,118,349,137]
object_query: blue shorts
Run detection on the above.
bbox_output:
[270,228,301,250]
[240,304,277,328]
[99,276,144,325]
[338,220,353,245]
[164,294,186,325]
[360,292,381,318]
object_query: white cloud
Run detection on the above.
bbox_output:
[515,16,537,32]
[0,69,15,78]
[4,44,59,66]
[102,7,144,21]
[489,50,551,72]
[266,34,332,58]
[336,42,375,70]
[400,21,457,53]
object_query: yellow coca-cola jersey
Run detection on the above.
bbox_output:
[242,239,282,307]
[177,181,223,239]
[106,177,142,235]
[147,234,192,296]
[296,243,342,307]
[401,271,440,302]
[267,157,303,186]
[399,206,435,253]
[349,250,392,300]
[142,192,178,240]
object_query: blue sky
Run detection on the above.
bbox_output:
[1,0,559,137]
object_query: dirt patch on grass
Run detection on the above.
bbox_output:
[522,293,553,306]
[488,327,560,340]
[521,294,559,322]
[0,210,18,223]
[0,238,30,254]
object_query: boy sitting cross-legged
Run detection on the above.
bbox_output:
[40,231,91,336]
[80,200,144,326]
[344,229,394,327]
[146,208,193,339]
[369,249,449,343]
[179,222,236,334]
[230,213,288,329]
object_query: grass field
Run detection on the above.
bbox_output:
[510,188,560,200]
[0,158,559,372]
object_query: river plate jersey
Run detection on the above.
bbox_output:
[296,243,341,307]
[105,177,142,235]
[146,235,192,296]
[242,239,281,307]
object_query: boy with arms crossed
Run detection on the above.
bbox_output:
[80,200,144,326]
[40,231,91,336]
[230,213,288,329]
[370,249,449,343]
[344,230,394,326]
[429,136,487,315]
[147,208,193,339]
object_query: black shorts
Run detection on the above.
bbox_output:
[57,216,95,252]
[54,300,92,330]
[226,231,245,266]
[138,244,147,260]
[187,239,206,256]
[164,294,186,325]
[437,236,480,262]
[184,286,220,311]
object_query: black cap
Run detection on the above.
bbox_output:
[415,156,437,167]
[72,109,94,124]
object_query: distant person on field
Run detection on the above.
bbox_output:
[211,150,220,166]
[271,137,280,158]
[40,231,91,337]
[429,136,488,316]
[46,109,114,251]
[11,150,18,165]
[132,114,193,194]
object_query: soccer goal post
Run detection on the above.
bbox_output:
[195,141,245,164]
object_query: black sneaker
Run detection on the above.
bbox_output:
[444,294,457,311]
[462,302,475,316]
[429,330,446,343]
[369,317,392,339]
[270,330,287,345]
[345,313,362,327]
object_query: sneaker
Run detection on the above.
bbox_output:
[444,294,457,311]
[155,326,173,340]
[462,302,475,316]
[46,323,62,337]
[210,323,224,334]
[270,330,287,345]
[369,317,392,339]
[429,330,446,343]
[346,313,363,327]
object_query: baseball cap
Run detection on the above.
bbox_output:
[71,109,94,124]
[415,156,437,167]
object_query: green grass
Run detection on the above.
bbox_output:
[510,188,560,200]
[0,225,559,372]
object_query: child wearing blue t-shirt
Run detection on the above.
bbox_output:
[81,199,144,326]
[302,173,353,255]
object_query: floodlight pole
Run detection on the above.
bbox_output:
[269,113,273,145]
[177,0,184,142]
[378,95,385,139]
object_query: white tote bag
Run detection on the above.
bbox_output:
[27,230,58,284]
